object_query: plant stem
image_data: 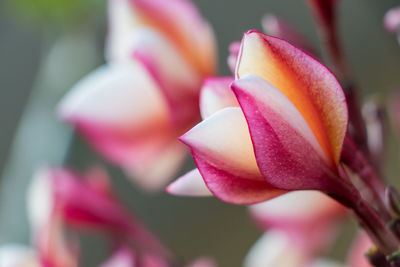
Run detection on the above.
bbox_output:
[341,135,392,222]
[352,198,400,256]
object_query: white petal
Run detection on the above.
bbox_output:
[26,167,54,236]
[58,62,169,128]
[181,107,261,178]
[249,190,338,222]
[244,231,306,267]
[167,169,212,197]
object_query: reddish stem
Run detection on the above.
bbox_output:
[341,135,391,222]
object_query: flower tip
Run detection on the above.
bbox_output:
[245,29,263,37]
[166,169,212,197]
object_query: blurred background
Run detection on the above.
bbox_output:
[1,0,400,266]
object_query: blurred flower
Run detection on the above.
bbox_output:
[28,167,170,260]
[384,6,400,45]
[59,0,217,191]
[169,30,350,205]
[249,191,345,256]
[245,200,372,267]
[244,230,311,267]
[25,166,216,267]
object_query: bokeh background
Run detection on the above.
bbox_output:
[1,0,400,266]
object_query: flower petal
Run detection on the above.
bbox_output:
[58,62,187,190]
[181,107,285,204]
[232,75,343,193]
[244,231,308,267]
[249,190,344,231]
[107,0,217,76]
[59,62,169,128]
[131,29,202,126]
[199,77,237,119]
[166,169,212,197]
[249,190,344,255]
[236,31,347,165]
[124,140,188,191]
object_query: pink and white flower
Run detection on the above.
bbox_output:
[59,0,217,191]
[169,30,350,205]
[28,167,170,260]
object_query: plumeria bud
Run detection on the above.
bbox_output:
[384,6,400,44]
[60,0,217,191]
[171,31,352,205]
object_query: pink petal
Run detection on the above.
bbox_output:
[131,29,202,126]
[126,0,217,76]
[261,14,316,56]
[232,75,345,194]
[166,169,212,197]
[236,31,348,165]
[180,107,285,204]
[199,77,237,119]
[34,215,79,267]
